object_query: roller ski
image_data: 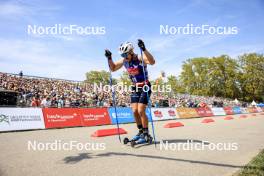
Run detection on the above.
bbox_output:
[130,134,153,147]
[124,133,153,148]
[123,131,142,145]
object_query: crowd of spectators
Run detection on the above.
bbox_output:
[0,72,247,108]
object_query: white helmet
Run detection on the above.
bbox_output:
[119,42,134,54]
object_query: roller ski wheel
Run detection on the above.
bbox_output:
[142,134,153,144]
[123,137,130,145]
[131,140,136,147]
[147,136,153,144]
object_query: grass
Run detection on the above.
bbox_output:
[234,149,264,176]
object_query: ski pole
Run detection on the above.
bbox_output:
[108,64,121,143]
[140,48,157,148]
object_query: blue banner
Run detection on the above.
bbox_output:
[233,107,242,114]
[108,107,135,124]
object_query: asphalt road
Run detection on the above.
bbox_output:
[0,113,264,176]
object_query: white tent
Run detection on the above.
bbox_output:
[251,100,257,106]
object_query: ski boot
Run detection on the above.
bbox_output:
[130,133,153,147]
[123,131,142,145]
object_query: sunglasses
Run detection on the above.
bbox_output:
[121,51,133,58]
[121,53,128,58]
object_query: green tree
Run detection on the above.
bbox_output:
[85,70,117,85]
[180,57,210,95]
[238,53,264,102]
[180,55,240,99]
[167,75,185,94]
[208,55,240,99]
[119,71,132,86]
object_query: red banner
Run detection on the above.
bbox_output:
[195,107,214,117]
[223,107,234,115]
[81,108,111,126]
[42,108,82,128]
[42,108,111,128]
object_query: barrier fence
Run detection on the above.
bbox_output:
[0,107,263,132]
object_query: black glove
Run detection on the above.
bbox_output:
[105,49,112,60]
[138,39,146,51]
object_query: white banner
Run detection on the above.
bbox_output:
[151,108,178,121]
[240,108,248,114]
[211,108,226,116]
[0,108,45,132]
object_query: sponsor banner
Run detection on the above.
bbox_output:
[256,107,263,112]
[232,107,242,114]
[150,108,178,121]
[108,107,134,124]
[0,108,45,131]
[247,107,258,113]
[240,108,248,114]
[81,108,111,126]
[223,107,234,115]
[176,108,199,119]
[195,107,214,117]
[42,108,82,128]
[211,108,226,116]
[167,108,179,119]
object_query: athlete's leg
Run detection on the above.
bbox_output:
[138,103,148,128]
[131,90,143,140]
[137,84,151,137]
[131,103,142,126]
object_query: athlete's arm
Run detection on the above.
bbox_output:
[108,58,124,72]
[105,49,124,72]
[138,39,155,65]
[142,50,155,65]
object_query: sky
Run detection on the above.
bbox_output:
[0,0,263,81]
